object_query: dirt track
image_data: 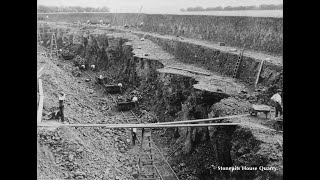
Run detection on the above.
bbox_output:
[115,27,283,66]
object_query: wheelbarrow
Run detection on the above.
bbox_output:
[249,104,274,119]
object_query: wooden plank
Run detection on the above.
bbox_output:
[255,59,265,86]
[166,66,211,76]
[37,79,44,124]
[252,104,271,111]
[38,122,241,128]
[156,114,250,125]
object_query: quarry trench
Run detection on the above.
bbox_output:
[37,22,283,180]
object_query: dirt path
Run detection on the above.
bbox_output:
[115,26,283,66]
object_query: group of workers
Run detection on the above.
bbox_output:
[78,64,96,71]
[86,19,107,25]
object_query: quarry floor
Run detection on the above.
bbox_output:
[37,22,283,180]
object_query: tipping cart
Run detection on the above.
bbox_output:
[102,84,122,94]
[117,98,136,111]
[249,104,274,119]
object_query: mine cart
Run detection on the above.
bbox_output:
[59,49,75,60]
[117,100,136,111]
[249,104,273,119]
[103,84,122,94]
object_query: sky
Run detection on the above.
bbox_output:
[37,0,283,14]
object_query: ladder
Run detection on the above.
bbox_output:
[37,23,44,45]
[138,128,157,180]
[37,29,42,45]
[49,33,58,58]
[232,46,245,78]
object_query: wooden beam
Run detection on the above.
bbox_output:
[37,79,44,124]
[255,59,265,86]
[38,122,241,128]
[156,114,249,125]
[166,66,211,76]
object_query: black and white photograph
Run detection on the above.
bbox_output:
[37,0,283,179]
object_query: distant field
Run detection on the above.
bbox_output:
[38,13,282,55]
[177,10,283,18]
[38,10,283,18]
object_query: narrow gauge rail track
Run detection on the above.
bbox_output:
[81,68,179,180]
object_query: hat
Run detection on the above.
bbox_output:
[99,75,103,79]
[277,89,282,92]
[132,96,138,102]
[118,83,122,87]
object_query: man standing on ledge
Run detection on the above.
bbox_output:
[270,89,283,118]
[132,128,137,146]
[58,92,66,124]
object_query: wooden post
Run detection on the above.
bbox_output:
[255,59,265,87]
[37,79,44,124]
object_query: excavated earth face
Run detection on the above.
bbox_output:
[37,22,283,180]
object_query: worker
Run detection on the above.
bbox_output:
[46,15,49,19]
[270,89,283,118]
[132,128,137,145]
[132,96,138,108]
[97,75,103,84]
[58,92,66,123]
[80,64,85,70]
[91,65,96,71]
[99,20,103,24]
[87,19,90,24]
[132,96,138,102]
[139,22,144,27]
[118,83,123,93]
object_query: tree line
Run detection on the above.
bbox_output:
[180,4,283,12]
[37,5,110,13]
